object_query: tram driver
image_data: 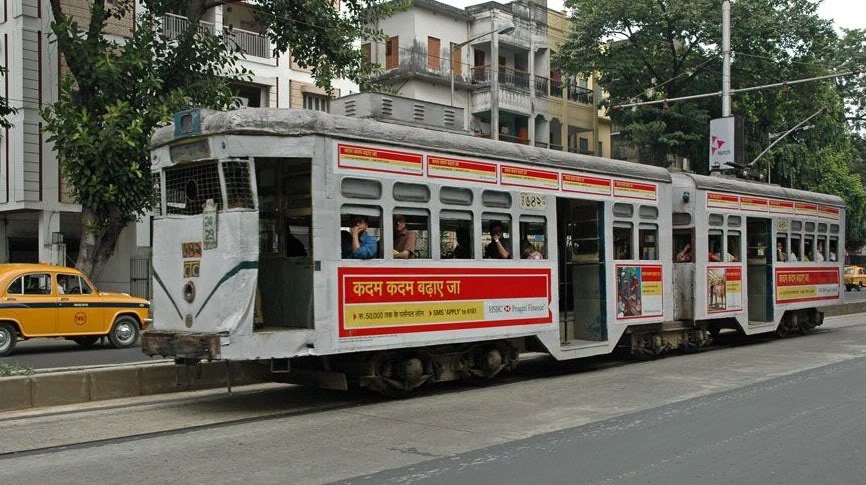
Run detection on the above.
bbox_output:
[485,221,511,259]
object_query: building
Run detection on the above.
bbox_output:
[0,0,355,294]
[363,0,610,156]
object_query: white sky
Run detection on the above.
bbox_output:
[441,0,865,32]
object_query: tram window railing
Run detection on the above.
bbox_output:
[482,190,512,209]
[340,205,382,260]
[481,214,513,259]
[440,187,473,206]
[638,205,658,220]
[672,212,691,226]
[613,222,633,260]
[727,215,741,227]
[830,224,840,234]
[393,208,430,259]
[165,161,222,215]
[708,213,724,226]
[818,223,828,234]
[613,203,633,218]
[223,160,255,209]
[519,216,547,260]
[791,220,803,232]
[727,231,741,262]
[341,177,382,200]
[638,224,658,260]
[805,221,816,233]
[440,211,473,259]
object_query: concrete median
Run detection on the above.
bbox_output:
[0,360,268,412]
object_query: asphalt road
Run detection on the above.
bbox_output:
[343,356,866,485]
[0,339,161,370]
[1,314,865,484]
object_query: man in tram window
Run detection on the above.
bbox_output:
[776,240,787,262]
[485,221,511,259]
[393,215,417,259]
[815,241,826,262]
[349,215,378,259]
[453,228,472,259]
[521,239,543,260]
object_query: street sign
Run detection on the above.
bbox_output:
[709,116,743,171]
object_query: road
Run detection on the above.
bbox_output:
[1,314,865,484]
[5,293,866,370]
[0,339,161,370]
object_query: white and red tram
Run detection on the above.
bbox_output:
[142,109,845,394]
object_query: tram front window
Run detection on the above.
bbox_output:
[708,230,723,262]
[613,223,633,260]
[727,231,741,262]
[673,229,693,262]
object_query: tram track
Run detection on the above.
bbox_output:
[0,325,846,460]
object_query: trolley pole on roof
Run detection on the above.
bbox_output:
[722,0,732,117]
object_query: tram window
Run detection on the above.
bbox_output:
[482,190,512,209]
[818,223,828,233]
[639,206,658,220]
[727,231,741,262]
[613,203,633,218]
[165,161,222,215]
[776,235,788,262]
[673,229,693,262]
[708,230,724,262]
[790,235,802,262]
[816,236,827,262]
[440,187,473,205]
[393,208,430,259]
[805,221,816,233]
[708,213,724,226]
[340,206,382,260]
[803,235,814,262]
[393,182,430,203]
[440,211,473,259]
[829,238,839,262]
[481,214,512,259]
[223,160,255,209]
[613,223,633,260]
[727,215,741,227]
[830,224,840,234]
[638,224,658,260]
[672,212,691,226]
[791,220,803,232]
[747,223,769,264]
[340,177,382,200]
[519,216,547,260]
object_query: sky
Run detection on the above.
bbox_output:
[442,0,865,32]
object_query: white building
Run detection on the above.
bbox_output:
[0,0,355,295]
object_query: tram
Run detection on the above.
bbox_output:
[142,108,845,394]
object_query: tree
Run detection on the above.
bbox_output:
[43,0,399,277]
[0,66,16,129]
[558,0,866,248]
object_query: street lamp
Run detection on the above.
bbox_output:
[450,24,515,107]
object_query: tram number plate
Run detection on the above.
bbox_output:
[520,193,547,210]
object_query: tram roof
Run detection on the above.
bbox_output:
[677,172,845,208]
[151,109,672,184]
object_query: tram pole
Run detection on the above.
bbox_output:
[722,0,732,117]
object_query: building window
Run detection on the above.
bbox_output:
[303,93,329,112]
[361,43,372,65]
[386,36,399,70]
[597,141,603,156]
[427,36,440,71]
[450,42,462,77]
[579,137,589,153]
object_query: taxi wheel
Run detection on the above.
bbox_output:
[108,316,140,349]
[0,323,17,357]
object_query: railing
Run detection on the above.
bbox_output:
[162,13,215,38]
[535,141,549,149]
[549,143,564,151]
[534,75,549,97]
[567,84,594,104]
[499,133,530,145]
[225,27,271,59]
[500,66,530,90]
[472,65,492,83]
[550,78,563,98]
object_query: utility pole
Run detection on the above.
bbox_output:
[722,0,732,117]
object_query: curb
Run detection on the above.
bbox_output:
[0,360,269,412]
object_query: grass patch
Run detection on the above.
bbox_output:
[0,362,35,377]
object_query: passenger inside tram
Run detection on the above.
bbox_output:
[708,241,722,262]
[673,230,692,262]
[484,221,511,259]
[816,240,826,262]
[776,240,787,262]
[521,240,543,260]
[347,215,378,259]
[392,215,417,259]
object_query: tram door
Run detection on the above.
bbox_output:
[556,198,606,344]
[746,217,773,322]
[255,157,314,330]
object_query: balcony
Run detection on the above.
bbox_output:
[161,13,271,59]
[567,85,594,104]
[225,27,271,59]
[534,75,548,98]
[500,133,529,145]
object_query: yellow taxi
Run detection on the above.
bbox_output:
[845,265,866,291]
[0,264,151,356]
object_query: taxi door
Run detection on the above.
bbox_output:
[56,274,104,335]
[4,273,57,336]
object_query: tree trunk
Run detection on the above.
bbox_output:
[75,207,125,280]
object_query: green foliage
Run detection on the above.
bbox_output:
[0,66,16,129]
[0,362,35,377]
[42,0,397,273]
[559,0,866,248]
